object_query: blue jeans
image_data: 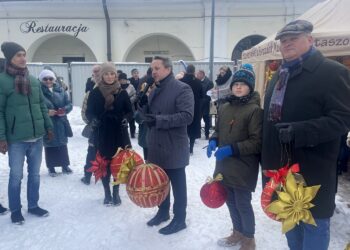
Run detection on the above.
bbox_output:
[285,218,330,250]
[226,187,255,238]
[8,139,43,212]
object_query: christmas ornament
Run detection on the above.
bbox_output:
[126,163,170,208]
[87,151,109,183]
[267,171,320,233]
[200,174,227,209]
[110,147,144,183]
[261,164,300,220]
[268,60,279,71]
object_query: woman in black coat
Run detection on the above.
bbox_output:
[181,65,203,154]
[86,62,133,206]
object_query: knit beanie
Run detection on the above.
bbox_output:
[39,69,56,82]
[1,42,26,62]
[99,62,117,84]
[230,64,255,91]
[118,72,128,81]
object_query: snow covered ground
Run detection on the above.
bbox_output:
[0,107,349,250]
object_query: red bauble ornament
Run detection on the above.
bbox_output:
[261,180,279,220]
[261,163,300,221]
[200,180,227,209]
[126,163,170,208]
[269,60,279,71]
[110,148,144,180]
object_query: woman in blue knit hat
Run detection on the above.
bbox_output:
[206,64,262,250]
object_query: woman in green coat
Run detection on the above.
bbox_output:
[207,64,262,250]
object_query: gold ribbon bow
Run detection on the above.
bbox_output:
[267,171,320,233]
[112,153,136,185]
[206,173,223,184]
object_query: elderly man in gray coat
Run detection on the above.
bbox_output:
[140,56,194,235]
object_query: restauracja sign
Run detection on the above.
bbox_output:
[20,20,89,37]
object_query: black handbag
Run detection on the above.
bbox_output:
[81,124,93,138]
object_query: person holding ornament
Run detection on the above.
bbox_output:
[207,64,262,250]
[262,20,350,250]
[86,62,133,206]
[139,56,194,235]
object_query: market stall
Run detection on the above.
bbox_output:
[242,0,350,100]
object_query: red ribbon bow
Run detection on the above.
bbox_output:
[264,163,300,185]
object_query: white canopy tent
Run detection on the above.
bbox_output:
[242,0,350,96]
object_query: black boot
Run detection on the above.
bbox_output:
[147,209,170,226]
[103,187,112,206]
[158,218,187,235]
[28,206,49,217]
[112,185,121,206]
[11,210,25,225]
[62,166,73,174]
[80,176,90,185]
[48,166,57,177]
[0,203,8,215]
[102,176,112,206]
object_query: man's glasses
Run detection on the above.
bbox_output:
[43,78,54,81]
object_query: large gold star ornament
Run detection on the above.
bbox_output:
[267,171,321,233]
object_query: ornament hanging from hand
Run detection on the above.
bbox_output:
[200,174,227,209]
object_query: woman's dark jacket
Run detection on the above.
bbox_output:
[41,84,72,147]
[181,73,203,139]
[86,87,133,159]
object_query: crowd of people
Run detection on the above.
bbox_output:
[0,19,350,250]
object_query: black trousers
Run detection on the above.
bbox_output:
[129,118,136,137]
[159,167,187,222]
[189,137,196,154]
[84,145,96,179]
[202,113,211,137]
[143,147,148,161]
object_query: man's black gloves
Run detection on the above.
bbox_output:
[275,123,294,143]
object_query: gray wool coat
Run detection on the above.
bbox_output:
[147,74,194,169]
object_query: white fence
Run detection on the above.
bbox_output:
[28,61,238,107]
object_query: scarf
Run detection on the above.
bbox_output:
[6,63,31,96]
[268,47,315,122]
[224,92,254,105]
[215,68,232,86]
[98,81,120,110]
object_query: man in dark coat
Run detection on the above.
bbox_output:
[141,56,194,235]
[181,64,203,154]
[196,69,214,139]
[262,20,350,250]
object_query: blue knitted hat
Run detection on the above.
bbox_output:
[230,64,255,91]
